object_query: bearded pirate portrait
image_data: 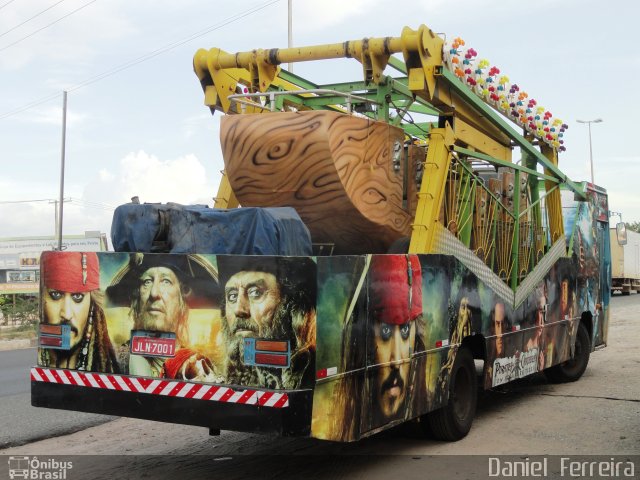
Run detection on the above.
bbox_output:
[106,253,221,380]
[217,255,317,390]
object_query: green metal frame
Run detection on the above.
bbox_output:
[273,65,582,196]
[201,40,584,290]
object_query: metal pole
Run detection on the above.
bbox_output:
[577,118,602,186]
[57,91,67,250]
[287,0,293,72]
[587,122,594,184]
[53,200,59,236]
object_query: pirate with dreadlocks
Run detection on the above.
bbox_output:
[39,252,119,373]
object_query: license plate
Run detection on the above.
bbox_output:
[131,336,176,357]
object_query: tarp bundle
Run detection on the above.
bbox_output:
[111,203,313,256]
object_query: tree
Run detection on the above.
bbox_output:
[625,221,640,233]
[0,295,38,326]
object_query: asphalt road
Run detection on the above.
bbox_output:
[1,295,638,479]
[0,348,114,449]
[0,348,32,397]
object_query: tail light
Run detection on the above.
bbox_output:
[39,324,71,350]
[244,338,290,368]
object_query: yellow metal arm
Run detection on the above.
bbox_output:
[193,25,443,105]
[409,123,455,253]
[213,170,238,209]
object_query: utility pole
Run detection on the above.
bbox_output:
[49,198,70,237]
[52,199,58,235]
[57,91,67,251]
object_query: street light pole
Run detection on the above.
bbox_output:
[576,118,603,185]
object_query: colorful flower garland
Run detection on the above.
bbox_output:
[443,37,567,152]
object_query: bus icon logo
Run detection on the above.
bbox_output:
[8,456,30,479]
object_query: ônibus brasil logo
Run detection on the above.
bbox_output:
[8,456,73,479]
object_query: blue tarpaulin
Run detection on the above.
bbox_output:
[111,203,313,256]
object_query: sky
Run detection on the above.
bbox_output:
[1,0,638,247]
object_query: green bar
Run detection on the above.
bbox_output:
[278,69,319,90]
[490,201,498,271]
[388,56,407,74]
[389,78,441,116]
[301,95,374,107]
[406,103,440,116]
[318,81,368,91]
[511,170,521,290]
[454,146,559,183]
[458,172,474,247]
[523,148,544,262]
[376,80,392,122]
[402,123,433,137]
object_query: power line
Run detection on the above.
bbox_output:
[0,0,68,39]
[0,0,98,53]
[0,198,114,211]
[0,0,282,121]
[0,92,61,120]
[69,197,116,210]
[68,0,281,92]
[0,198,59,204]
[0,0,17,11]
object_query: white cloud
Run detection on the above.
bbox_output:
[0,201,58,238]
[98,168,114,181]
[84,150,216,212]
[0,150,219,241]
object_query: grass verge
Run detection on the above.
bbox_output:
[0,323,37,341]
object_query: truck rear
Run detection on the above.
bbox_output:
[33,24,610,443]
[609,229,640,295]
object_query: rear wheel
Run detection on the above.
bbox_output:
[546,322,591,383]
[426,347,477,441]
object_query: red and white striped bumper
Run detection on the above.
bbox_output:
[31,367,289,408]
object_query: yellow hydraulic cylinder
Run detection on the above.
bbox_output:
[194,25,443,96]
[541,145,565,248]
[409,124,455,253]
[213,171,238,209]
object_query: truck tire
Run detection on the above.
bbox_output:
[545,322,591,383]
[426,347,477,441]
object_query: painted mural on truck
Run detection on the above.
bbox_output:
[308,252,593,441]
[564,185,611,348]
[38,251,318,390]
[38,238,607,442]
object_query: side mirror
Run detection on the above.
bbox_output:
[616,222,627,246]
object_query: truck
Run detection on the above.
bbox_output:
[610,228,640,295]
[32,24,611,442]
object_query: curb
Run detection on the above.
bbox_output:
[0,337,37,351]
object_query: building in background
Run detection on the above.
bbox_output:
[0,232,108,296]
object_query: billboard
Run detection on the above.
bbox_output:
[0,235,107,295]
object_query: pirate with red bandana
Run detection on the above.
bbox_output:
[39,252,119,372]
[369,254,424,427]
